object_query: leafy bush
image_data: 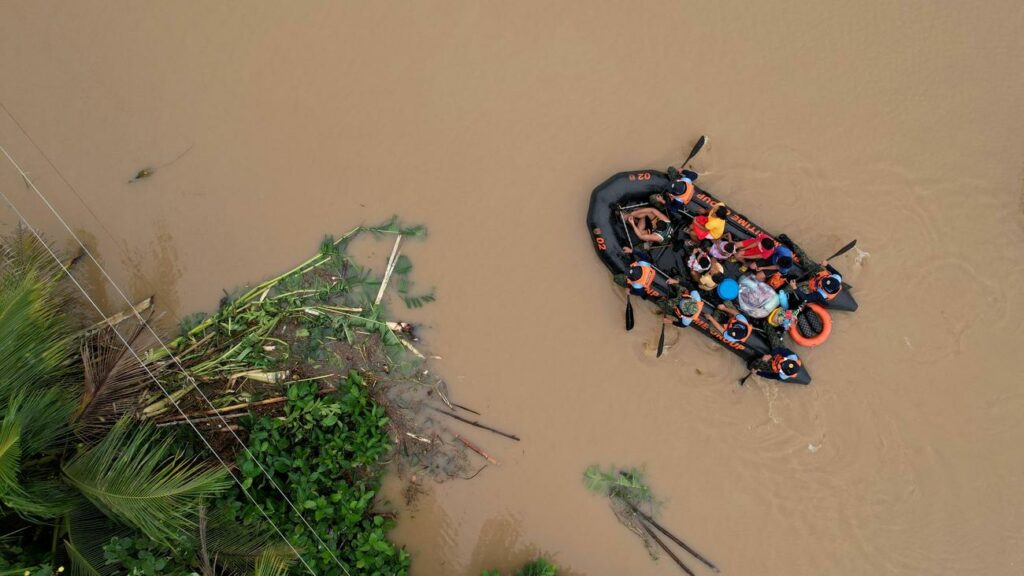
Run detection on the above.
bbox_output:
[102,536,196,576]
[224,371,408,575]
[482,558,559,576]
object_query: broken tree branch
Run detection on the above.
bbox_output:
[428,406,520,441]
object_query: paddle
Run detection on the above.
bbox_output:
[679,135,707,171]
[739,371,753,386]
[619,210,637,331]
[796,239,857,282]
[657,321,666,357]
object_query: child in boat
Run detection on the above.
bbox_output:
[689,203,730,242]
[734,233,778,264]
[626,207,674,244]
[708,234,737,261]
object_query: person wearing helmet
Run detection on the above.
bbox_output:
[794,259,843,304]
[626,207,675,244]
[707,303,752,344]
[663,288,705,328]
[748,347,803,382]
[650,168,698,219]
[619,246,678,299]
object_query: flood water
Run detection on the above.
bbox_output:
[3,1,1024,574]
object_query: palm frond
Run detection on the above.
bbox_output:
[62,419,231,547]
[64,502,133,576]
[0,226,66,285]
[198,506,298,576]
[253,549,294,576]
[76,322,159,441]
[64,538,104,576]
[0,395,77,519]
[0,271,76,406]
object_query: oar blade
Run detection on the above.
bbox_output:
[626,296,635,331]
[680,135,707,169]
[657,323,666,357]
[827,239,857,261]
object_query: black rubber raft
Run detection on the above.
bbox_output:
[587,170,859,385]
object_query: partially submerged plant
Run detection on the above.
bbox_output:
[584,465,719,575]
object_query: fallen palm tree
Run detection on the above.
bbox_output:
[584,465,719,575]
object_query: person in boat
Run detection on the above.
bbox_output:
[793,259,843,304]
[626,207,675,244]
[687,248,724,291]
[708,234,737,261]
[663,288,704,328]
[689,203,731,242]
[734,233,778,264]
[650,168,698,219]
[751,243,796,289]
[747,348,803,382]
[707,303,752,344]
[619,246,678,299]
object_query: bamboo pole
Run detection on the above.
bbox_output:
[375,235,403,305]
[452,431,498,465]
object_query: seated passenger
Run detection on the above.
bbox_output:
[650,168,698,219]
[793,259,843,304]
[664,289,704,328]
[690,203,731,242]
[620,247,677,299]
[626,207,675,244]
[708,234,737,261]
[753,244,795,276]
[708,303,752,344]
[735,233,778,264]
[747,348,803,382]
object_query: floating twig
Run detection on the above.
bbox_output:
[428,406,520,441]
[452,402,480,416]
[450,430,498,465]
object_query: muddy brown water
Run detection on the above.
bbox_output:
[3,2,1024,574]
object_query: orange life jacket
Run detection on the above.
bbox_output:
[629,263,656,289]
[673,298,704,322]
[807,269,840,301]
[724,318,751,343]
[771,353,802,376]
[767,272,786,289]
[668,179,695,205]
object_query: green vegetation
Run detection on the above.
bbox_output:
[224,374,408,575]
[0,220,436,575]
[482,558,559,576]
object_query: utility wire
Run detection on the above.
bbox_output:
[0,181,317,575]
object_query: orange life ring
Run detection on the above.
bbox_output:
[789,302,832,347]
